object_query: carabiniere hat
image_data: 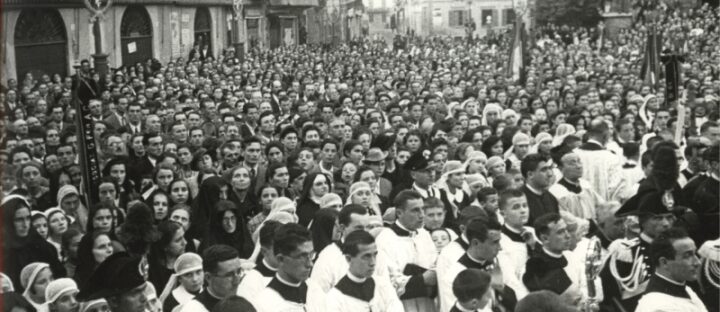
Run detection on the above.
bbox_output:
[615,190,682,217]
[404,150,437,172]
[77,252,148,300]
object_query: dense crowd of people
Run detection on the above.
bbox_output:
[1,1,720,312]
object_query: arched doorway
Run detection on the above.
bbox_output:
[14,9,68,81]
[194,7,212,57]
[121,6,153,66]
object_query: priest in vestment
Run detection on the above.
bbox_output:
[549,151,607,219]
[574,119,626,202]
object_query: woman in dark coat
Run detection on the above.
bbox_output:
[188,177,228,240]
[2,196,66,288]
[198,200,254,258]
[295,172,332,227]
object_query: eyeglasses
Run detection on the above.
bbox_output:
[287,251,316,263]
[213,268,244,279]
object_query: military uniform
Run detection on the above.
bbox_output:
[599,234,654,311]
[692,239,720,312]
[600,190,682,312]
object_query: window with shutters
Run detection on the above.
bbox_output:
[449,10,468,27]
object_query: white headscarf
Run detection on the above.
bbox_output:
[158,253,203,305]
[552,123,576,147]
[530,132,553,154]
[481,103,503,126]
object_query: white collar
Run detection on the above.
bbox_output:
[276,273,302,287]
[562,178,580,186]
[656,272,686,286]
[412,183,429,192]
[262,259,278,271]
[640,232,654,244]
[243,162,258,172]
[395,221,414,234]
[525,183,544,195]
[543,247,564,258]
[466,252,488,264]
[503,224,524,234]
[454,302,477,312]
[588,139,605,147]
[347,272,367,283]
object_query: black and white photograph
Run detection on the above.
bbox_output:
[0,0,719,311]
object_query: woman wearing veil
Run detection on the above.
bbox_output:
[188,176,228,240]
[296,172,333,227]
[2,195,65,287]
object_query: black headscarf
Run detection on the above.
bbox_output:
[199,200,254,258]
[74,231,109,288]
[309,208,339,255]
[189,177,227,239]
[2,196,66,288]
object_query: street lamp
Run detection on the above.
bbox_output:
[233,0,245,60]
[83,0,113,77]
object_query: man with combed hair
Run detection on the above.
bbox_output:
[636,228,706,312]
[311,204,388,294]
[254,223,324,312]
[496,188,536,301]
[326,230,403,311]
[549,147,607,219]
[180,245,245,312]
[438,217,519,312]
[375,190,438,312]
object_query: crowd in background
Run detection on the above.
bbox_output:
[1,1,720,312]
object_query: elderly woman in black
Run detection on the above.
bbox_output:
[188,176,228,240]
[199,200,254,258]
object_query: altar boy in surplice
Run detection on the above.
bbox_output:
[375,190,438,312]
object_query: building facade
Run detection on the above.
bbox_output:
[405,0,515,38]
[3,0,317,81]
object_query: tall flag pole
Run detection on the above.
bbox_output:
[507,11,526,84]
[73,75,103,206]
[640,25,662,88]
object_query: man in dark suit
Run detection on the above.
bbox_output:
[103,97,129,131]
[129,132,162,192]
[521,153,559,225]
